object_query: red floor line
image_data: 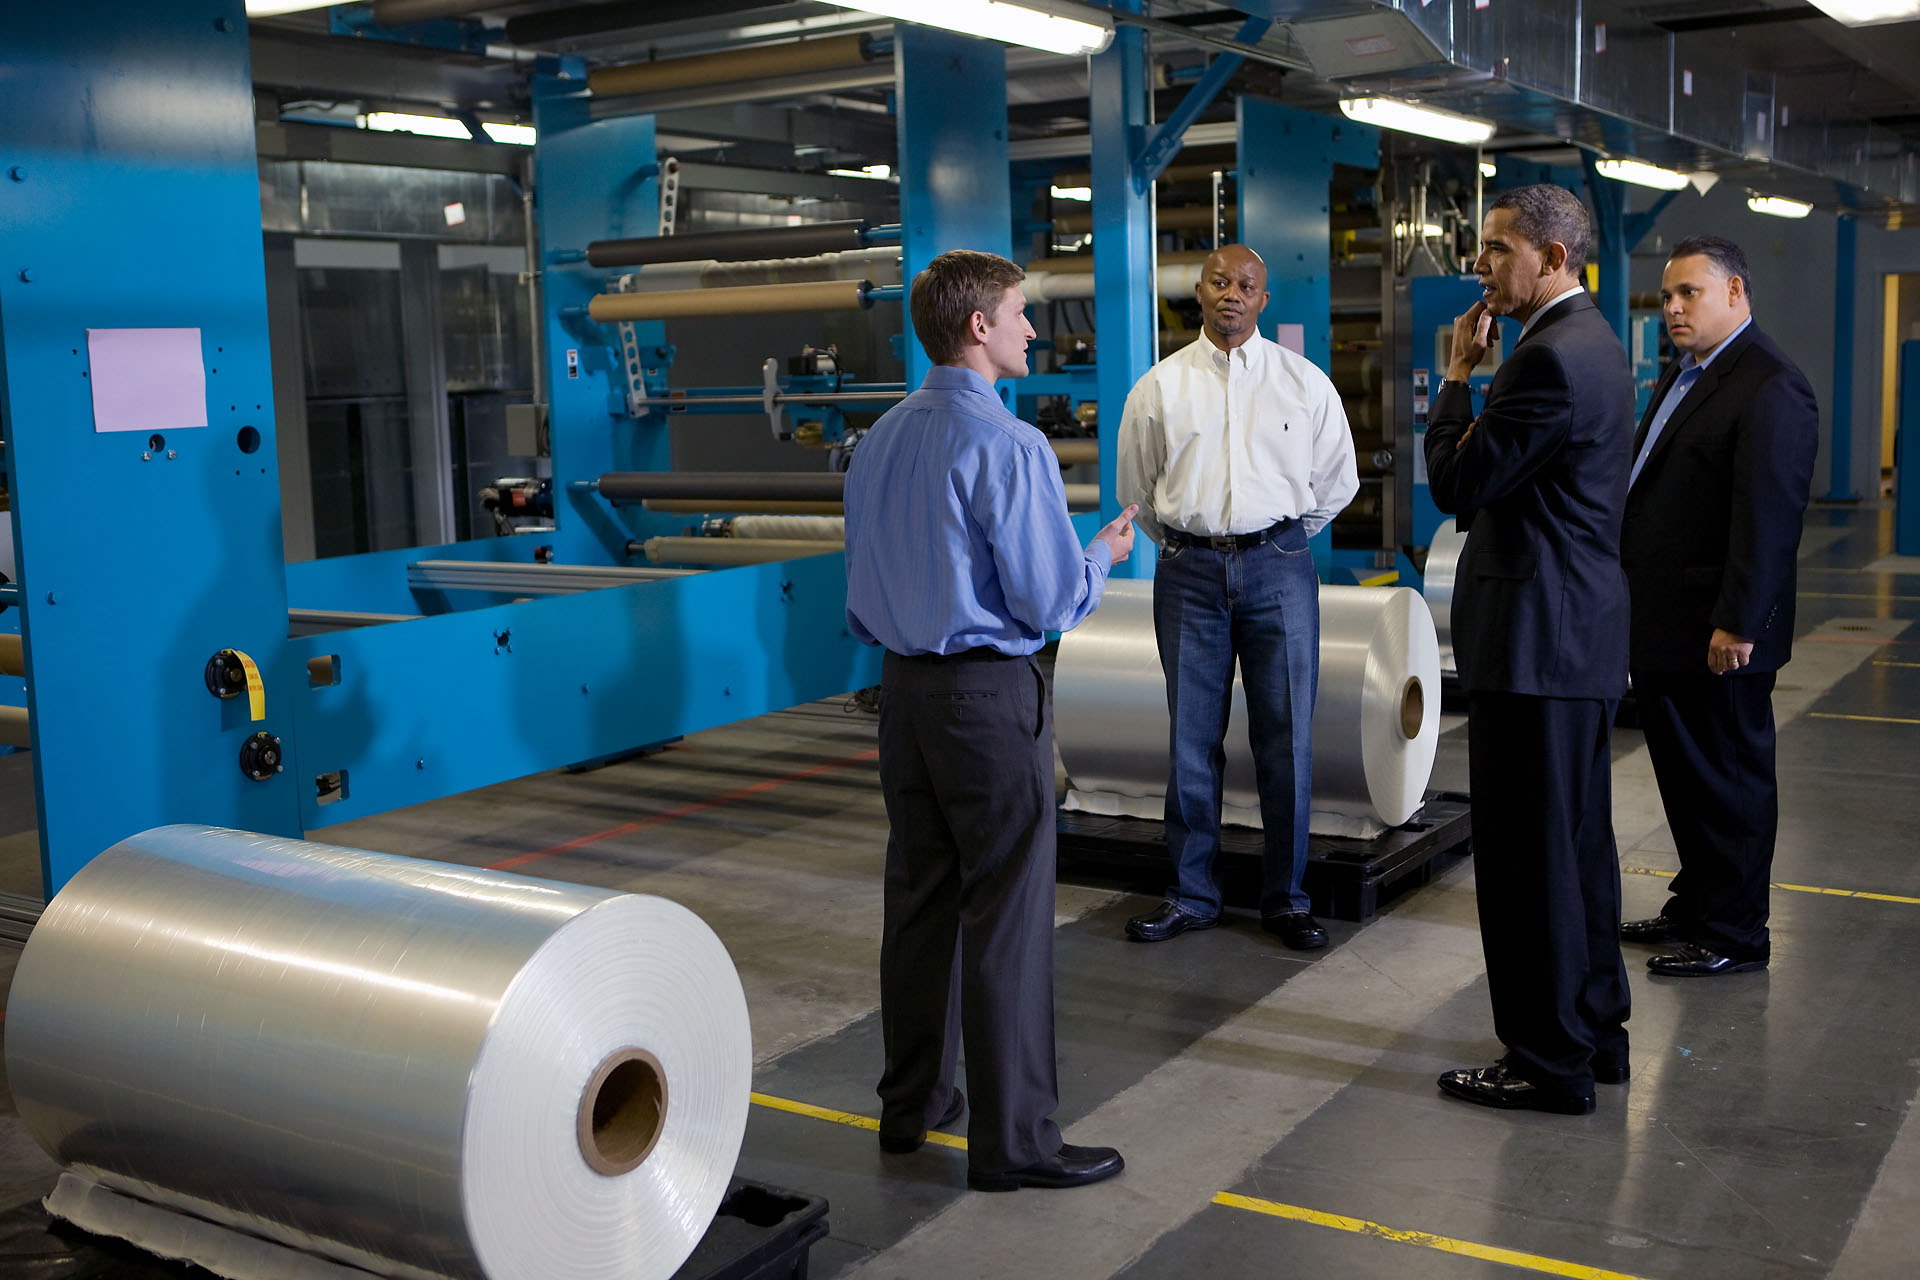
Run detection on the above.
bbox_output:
[486,746,880,871]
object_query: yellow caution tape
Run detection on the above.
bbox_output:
[229,649,265,722]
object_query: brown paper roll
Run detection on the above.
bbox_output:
[589,278,868,323]
[590,35,870,98]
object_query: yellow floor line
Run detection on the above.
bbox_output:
[750,1091,969,1150]
[1622,865,1920,906]
[1358,571,1400,587]
[1212,1193,1656,1280]
[1872,660,1920,668]
[1807,711,1920,726]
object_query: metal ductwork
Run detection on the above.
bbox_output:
[1270,0,1920,214]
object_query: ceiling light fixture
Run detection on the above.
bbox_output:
[818,1,1113,57]
[244,1,336,14]
[1593,158,1692,191]
[1805,1,1920,26]
[1050,185,1092,202]
[483,123,536,146]
[1747,194,1814,218]
[1479,160,1497,179]
[1338,97,1496,147]
[361,112,473,140]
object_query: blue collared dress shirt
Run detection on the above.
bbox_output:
[844,365,1113,656]
[1629,316,1752,489]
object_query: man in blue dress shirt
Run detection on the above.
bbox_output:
[845,249,1138,1192]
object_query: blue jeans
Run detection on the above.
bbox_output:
[1152,522,1319,918]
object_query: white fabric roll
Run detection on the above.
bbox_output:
[4,826,752,1280]
[1056,581,1441,836]
[729,515,846,541]
[1423,519,1467,677]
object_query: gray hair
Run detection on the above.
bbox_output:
[1488,184,1592,275]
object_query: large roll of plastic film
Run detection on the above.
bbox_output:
[1424,519,1467,675]
[1055,581,1441,831]
[5,826,752,1280]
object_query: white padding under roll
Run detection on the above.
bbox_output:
[1424,519,1467,676]
[5,826,752,1280]
[1055,581,1441,836]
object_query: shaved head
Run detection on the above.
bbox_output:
[1195,243,1269,350]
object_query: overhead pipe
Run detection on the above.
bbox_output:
[589,33,877,98]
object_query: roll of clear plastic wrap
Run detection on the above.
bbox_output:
[1423,519,1467,676]
[1056,581,1440,834]
[4,826,752,1280]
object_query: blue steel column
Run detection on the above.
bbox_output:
[0,3,300,890]
[1826,213,1861,501]
[534,74,671,558]
[1582,153,1630,345]
[1897,341,1919,554]
[1090,3,1156,577]
[1236,98,1377,375]
[896,26,1010,390]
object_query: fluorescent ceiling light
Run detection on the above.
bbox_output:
[361,112,472,140]
[828,163,893,179]
[1748,194,1813,218]
[482,123,536,146]
[245,1,335,13]
[819,1,1113,57]
[1050,185,1092,202]
[1479,160,1497,179]
[1338,98,1495,146]
[1805,1,1920,26]
[1594,158,1691,191]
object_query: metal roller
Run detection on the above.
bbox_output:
[1024,263,1204,304]
[5,826,753,1280]
[1026,250,1210,275]
[588,221,871,270]
[1055,206,1231,236]
[1423,519,1467,676]
[644,499,847,516]
[642,537,842,567]
[600,471,849,504]
[0,633,20,677]
[625,246,900,293]
[1331,348,1383,395]
[588,278,872,323]
[589,33,874,98]
[0,704,27,748]
[1055,581,1441,834]
[1050,439,1099,465]
[727,516,845,541]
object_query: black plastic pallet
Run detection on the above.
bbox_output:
[0,1177,829,1280]
[1057,790,1474,923]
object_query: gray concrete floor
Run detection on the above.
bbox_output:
[1,501,1917,1278]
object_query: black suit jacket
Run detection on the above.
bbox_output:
[1424,293,1635,699]
[1620,322,1818,675]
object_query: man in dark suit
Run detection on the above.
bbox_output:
[1618,236,1819,976]
[1424,184,1636,1116]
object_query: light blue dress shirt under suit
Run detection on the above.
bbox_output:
[844,365,1113,657]
[1628,316,1752,488]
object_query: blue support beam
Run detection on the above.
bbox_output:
[895,27,1010,389]
[1132,18,1271,192]
[1090,1,1156,578]
[1580,154,1677,347]
[1,2,302,890]
[1898,340,1920,555]
[1827,213,1861,501]
[1236,97,1377,375]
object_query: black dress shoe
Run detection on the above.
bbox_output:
[1437,1061,1595,1115]
[1620,914,1679,943]
[1593,1059,1631,1085]
[1261,911,1328,950]
[878,1089,966,1154]
[1646,941,1766,976]
[968,1143,1124,1192]
[1125,900,1218,943]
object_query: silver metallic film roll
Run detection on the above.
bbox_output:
[1056,581,1441,833]
[1423,519,1467,676]
[5,826,753,1280]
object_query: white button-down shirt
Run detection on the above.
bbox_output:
[1117,330,1359,544]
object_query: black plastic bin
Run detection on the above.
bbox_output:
[0,1177,829,1280]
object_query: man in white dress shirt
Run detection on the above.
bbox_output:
[1116,244,1359,949]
